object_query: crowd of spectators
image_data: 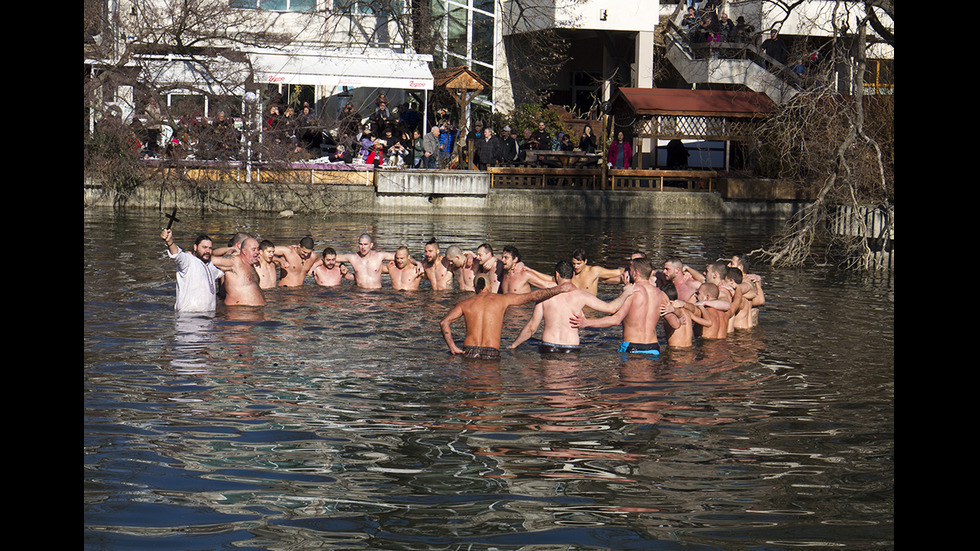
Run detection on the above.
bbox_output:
[114,92,634,171]
[682,2,755,58]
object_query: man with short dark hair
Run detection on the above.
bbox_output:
[509,260,635,353]
[440,274,576,359]
[571,257,677,356]
[161,229,225,313]
[274,236,320,287]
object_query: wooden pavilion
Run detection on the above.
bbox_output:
[609,87,775,171]
[431,66,490,169]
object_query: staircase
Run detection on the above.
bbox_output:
[661,14,799,103]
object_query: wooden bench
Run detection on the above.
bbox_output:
[609,169,718,191]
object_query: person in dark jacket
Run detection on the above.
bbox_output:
[475,127,504,170]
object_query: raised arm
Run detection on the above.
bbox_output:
[160,229,180,256]
[506,280,575,307]
[747,274,765,306]
[571,293,634,329]
[684,265,705,283]
[581,282,634,314]
[597,265,626,285]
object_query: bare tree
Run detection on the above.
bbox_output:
[750,0,894,271]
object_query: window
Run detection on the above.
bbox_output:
[864,59,893,94]
[231,0,316,12]
[332,0,404,15]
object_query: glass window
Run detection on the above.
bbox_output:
[231,0,316,11]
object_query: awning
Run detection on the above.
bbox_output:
[614,87,775,118]
[136,55,247,96]
[248,47,434,91]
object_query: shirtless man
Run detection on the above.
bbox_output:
[499,246,553,294]
[255,240,281,289]
[509,260,635,353]
[728,255,764,327]
[210,236,266,307]
[445,245,478,291]
[570,257,677,356]
[439,274,576,359]
[568,248,625,295]
[520,249,622,295]
[334,233,396,289]
[274,236,320,287]
[663,257,701,302]
[310,247,352,287]
[696,283,732,340]
[422,238,454,290]
[474,243,505,293]
[385,246,425,290]
[660,282,712,348]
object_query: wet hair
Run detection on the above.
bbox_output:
[259,239,275,250]
[322,247,336,257]
[632,257,653,279]
[700,282,720,299]
[555,259,574,281]
[228,232,252,247]
[445,245,461,258]
[194,234,213,246]
[502,245,520,262]
[571,248,587,262]
[299,236,315,249]
[707,262,728,280]
[733,254,749,272]
[477,243,493,255]
[474,273,490,293]
[725,266,743,284]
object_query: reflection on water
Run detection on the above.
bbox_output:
[84,208,893,550]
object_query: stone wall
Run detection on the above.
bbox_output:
[83,170,804,219]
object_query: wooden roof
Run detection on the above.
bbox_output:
[432,66,489,91]
[614,87,775,118]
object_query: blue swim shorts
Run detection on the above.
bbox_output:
[619,341,660,355]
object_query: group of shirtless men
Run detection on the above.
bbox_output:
[161,228,764,361]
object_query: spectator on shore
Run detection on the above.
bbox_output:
[531,121,550,151]
[761,29,788,66]
[731,16,754,44]
[412,128,424,167]
[475,127,504,170]
[422,126,440,168]
[502,126,519,164]
[578,124,597,154]
[608,131,632,169]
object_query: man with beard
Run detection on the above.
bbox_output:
[421,238,454,291]
[161,229,225,313]
[275,236,321,287]
[335,233,397,289]
[311,247,353,287]
[385,246,425,290]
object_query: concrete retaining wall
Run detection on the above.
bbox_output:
[83,170,805,219]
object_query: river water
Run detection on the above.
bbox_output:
[83,207,894,550]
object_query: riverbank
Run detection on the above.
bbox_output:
[83,168,806,219]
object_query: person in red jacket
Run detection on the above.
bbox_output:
[607,131,632,168]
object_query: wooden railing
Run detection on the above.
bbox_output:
[609,169,717,191]
[488,167,600,189]
[488,166,717,191]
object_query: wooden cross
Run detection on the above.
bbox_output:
[165,207,180,229]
